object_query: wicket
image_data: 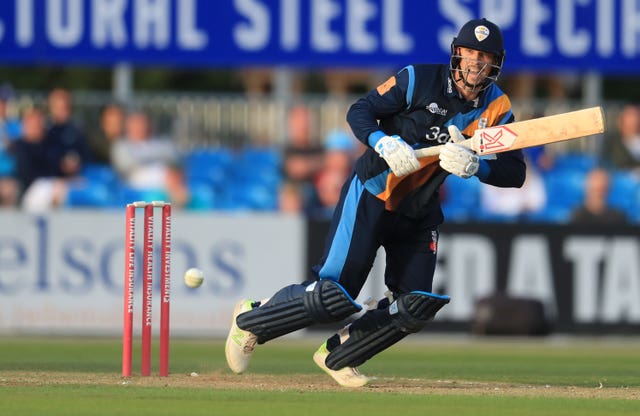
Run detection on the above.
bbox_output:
[122,201,172,377]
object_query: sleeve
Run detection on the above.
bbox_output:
[480,149,527,188]
[346,67,411,147]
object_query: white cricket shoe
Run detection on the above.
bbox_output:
[225,299,258,374]
[313,341,369,388]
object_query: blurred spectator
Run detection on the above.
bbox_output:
[570,168,627,225]
[111,110,182,191]
[164,163,199,210]
[604,103,640,173]
[278,181,304,214]
[9,108,69,211]
[89,102,124,165]
[9,108,52,195]
[0,84,22,145]
[0,177,18,207]
[45,88,90,178]
[308,169,345,219]
[0,84,20,206]
[479,146,549,220]
[305,130,357,219]
[282,104,324,205]
[322,129,359,176]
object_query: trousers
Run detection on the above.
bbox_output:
[312,172,440,299]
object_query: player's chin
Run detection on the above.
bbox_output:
[466,75,487,87]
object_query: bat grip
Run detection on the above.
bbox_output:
[415,138,474,158]
[415,145,444,158]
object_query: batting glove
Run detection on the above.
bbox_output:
[374,135,420,177]
[439,126,479,179]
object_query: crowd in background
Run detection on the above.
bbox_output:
[0,81,638,225]
[0,85,364,218]
[0,87,194,212]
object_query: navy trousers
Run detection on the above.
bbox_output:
[312,173,440,299]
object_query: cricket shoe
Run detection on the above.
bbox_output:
[225,299,258,374]
[313,341,369,388]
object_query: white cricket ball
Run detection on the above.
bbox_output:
[184,268,204,288]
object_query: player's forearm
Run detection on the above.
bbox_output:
[346,99,386,146]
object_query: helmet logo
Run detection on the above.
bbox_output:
[474,25,490,42]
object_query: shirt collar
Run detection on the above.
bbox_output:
[446,71,485,108]
[444,70,457,97]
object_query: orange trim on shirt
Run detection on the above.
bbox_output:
[375,155,441,202]
[373,94,512,208]
[462,94,512,135]
[376,76,397,95]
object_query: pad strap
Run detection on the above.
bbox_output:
[236,279,361,344]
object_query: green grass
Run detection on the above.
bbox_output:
[3,386,638,416]
[1,336,639,415]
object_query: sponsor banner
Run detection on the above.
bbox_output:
[0,0,636,72]
[308,220,640,333]
[3,212,639,336]
[0,211,304,336]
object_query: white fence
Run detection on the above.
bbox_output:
[9,91,618,154]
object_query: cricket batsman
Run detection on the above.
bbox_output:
[225,18,526,387]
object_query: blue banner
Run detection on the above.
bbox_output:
[0,0,637,73]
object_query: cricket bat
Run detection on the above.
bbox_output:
[415,106,605,158]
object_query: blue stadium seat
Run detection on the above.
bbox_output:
[66,180,113,208]
[229,182,278,211]
[63,164,120,208]
[543,169,586,211]
[441,201,475,222]
[238,147,281,168]
[526,204,573,223]
[475,209,519,223]
[553,153,598,173]
[0,152,14,176]
[607,170,640,217]
[442,174,480,206]
[232,147,282,186]
[184,148,233,188]
[440,175,480,222]
[82,163,118,187]
[186,180,217,210]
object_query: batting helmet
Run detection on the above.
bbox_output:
[450,18,505,90]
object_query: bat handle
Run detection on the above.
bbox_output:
[415,138,475,158]
[415,145,444,158]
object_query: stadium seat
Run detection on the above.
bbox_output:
[441,201,474,222]
[475,209,519,223]
[607,170,640,217]
[186,180,217,210]
[238,146,281,168]
[184,148,233,188]
[232,147,282,187]
[543,169,586,211]
[66,180,113,208]
[442,174,480,206]
[0,152,14,176]
[526,204,573,223]
[81,163,118,187]
[552,153,598,173]
[440,175,480,222]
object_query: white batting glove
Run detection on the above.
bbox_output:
[374,135,420,177]
[439,126,479,179]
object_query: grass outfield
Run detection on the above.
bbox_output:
[1,335,639,415]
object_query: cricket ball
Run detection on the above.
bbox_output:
[184,268,204,288]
